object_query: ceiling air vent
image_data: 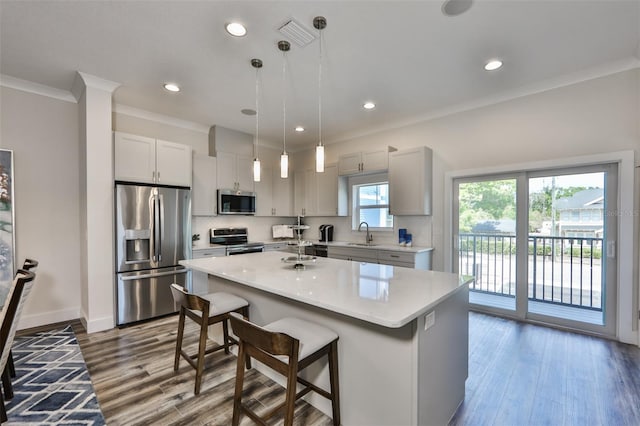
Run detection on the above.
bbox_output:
[278,18,316,47]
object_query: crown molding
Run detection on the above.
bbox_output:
[113,104,210,134]
[330,56,640,146]
[0,74,76,103]
[71,71,120,101]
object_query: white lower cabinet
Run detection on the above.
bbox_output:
[328,246,378,263]
[328,246,432,270]
[191,247,226,294]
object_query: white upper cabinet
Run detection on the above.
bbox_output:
[316,164,340,216]
[114,132,156,184]
[254,166,273,216]
[272,171,293,216]
[217,151,254,192]
[294,169,317,216]
[293,164,346,217]
[155,140,192,186]
[294,170,306,216]
[114,132,192,187]
[255,167,293,217]
[338,149,388,175]
[192,154,217,216]
[389,146,432,216]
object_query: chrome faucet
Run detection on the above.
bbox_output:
[358,221,373,245]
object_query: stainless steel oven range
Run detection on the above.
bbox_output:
[210,227,264,255]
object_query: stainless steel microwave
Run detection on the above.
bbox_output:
[217,189,256,215]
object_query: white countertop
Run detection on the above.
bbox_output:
[321,240,434,253]
[194,240,433,254]
[180,251,471,328]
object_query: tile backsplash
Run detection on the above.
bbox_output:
[192,214,433,248]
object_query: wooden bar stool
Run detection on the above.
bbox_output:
[170,284,250,395]
[229,312,340,426]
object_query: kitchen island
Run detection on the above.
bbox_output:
[180,252,472,426]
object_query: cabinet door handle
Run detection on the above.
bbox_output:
[390,255,400,258]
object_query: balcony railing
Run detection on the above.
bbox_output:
[458,233,603,311]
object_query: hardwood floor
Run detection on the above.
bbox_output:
[71,315,332,426]
[451,312,640,426]
[22,311,639,425]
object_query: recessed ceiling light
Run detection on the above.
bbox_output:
[163,83,180,92]
[226,22,247,37]
[484,60,503,71]
[363,102,376,110]
[241,108,256,116]
[295,126,305,132]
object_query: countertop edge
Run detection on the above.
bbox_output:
[180,258,472,329]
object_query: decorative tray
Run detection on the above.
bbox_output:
[287,240,313,247]
[281,255,316,263]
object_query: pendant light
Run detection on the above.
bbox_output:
[278,40,291,179]
[314,16,327,173]
[251,58,262,182]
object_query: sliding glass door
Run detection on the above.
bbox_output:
[454,164,617,336]
[454,175,520,312]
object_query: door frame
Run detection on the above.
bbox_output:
[444,150,637,345]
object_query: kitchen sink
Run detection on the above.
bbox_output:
[347,243,377,247]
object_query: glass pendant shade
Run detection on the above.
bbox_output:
[280,152,289,178]
[253,158,261,182]
[315,144,325,173]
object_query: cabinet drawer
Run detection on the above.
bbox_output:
[264,243,288,252]
[192,248,226,258]
[328,246,378,261]
[377,250,415,266]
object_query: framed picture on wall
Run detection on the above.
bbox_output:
[0,149,15,304]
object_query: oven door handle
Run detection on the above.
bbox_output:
[227,246,264,255]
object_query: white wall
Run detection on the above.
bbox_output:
[303,69,640,272]
[1,67,637,341]
[113,110,208,155]
[0,86,82,328]
[311,68,639,344]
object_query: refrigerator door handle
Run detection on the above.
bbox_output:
[120,268,188,281]
[158,193,164,262]
[149,193,157,262]
[153,192,161,262]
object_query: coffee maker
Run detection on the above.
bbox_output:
[319,224,334,242]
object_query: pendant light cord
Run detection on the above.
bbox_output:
[318,29,323,147]
[255,66,259,159]
[282,50,286,154]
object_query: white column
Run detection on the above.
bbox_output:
[72,72,119,333]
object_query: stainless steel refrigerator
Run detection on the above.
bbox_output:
[115,183,191,325]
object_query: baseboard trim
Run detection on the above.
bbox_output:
[17,308,80,331]
[84,315,115,334]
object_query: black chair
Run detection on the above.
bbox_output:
[0,269,36,422]
[6,259,38,381]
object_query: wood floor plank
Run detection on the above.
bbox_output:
[72,315,332,425]
[451,312,640,426]
[27,311,635,425]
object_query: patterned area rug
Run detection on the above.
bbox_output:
[5,325,105,425]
